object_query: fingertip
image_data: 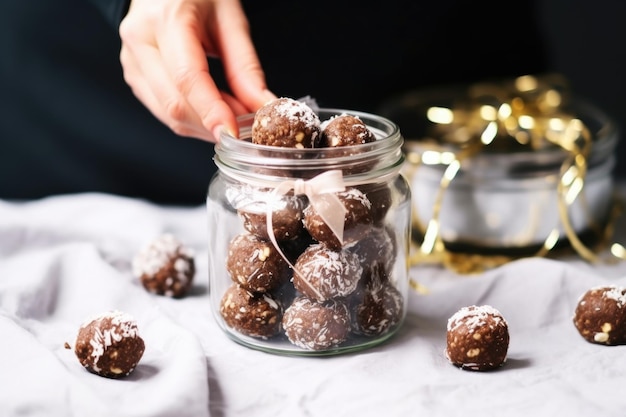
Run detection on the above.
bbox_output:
[212,122,238,142]
[212,125,224,142]
[242,88,276,114]
[201,98,239,141]
[250,89,277,110]
[261,89,277,104]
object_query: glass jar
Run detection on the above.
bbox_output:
[207,109,411,356]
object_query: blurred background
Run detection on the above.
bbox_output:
[1,0,624,204]
[538,0,625,178]
[246,0,626,178]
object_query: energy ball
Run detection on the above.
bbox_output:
[292,243,363,302]
[303,187,374,250]
[445,305,509,371]
[238,193,306,241]
[74,310,145,379]
[319,113,378,174]
[573,285,626,345]
[226,233,291,293]
[252,97,321,148]
[132,234,195,298]
[219,283,283,339]
[278,229,316,264]
[319,114,376,147]
[349,226,396,281]
[351,281,404,337]
[357,183,392,225]
[282,296,351,351]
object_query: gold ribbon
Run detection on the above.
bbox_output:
[407,74,624,273]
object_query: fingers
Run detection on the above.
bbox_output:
[120,40,216,141]
[119,0,274,143]
[120,0,239,142]
[210,1,277,110]
[155,12,239,140]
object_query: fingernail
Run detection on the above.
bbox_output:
[212,125,225,141]
[213,125,237,142]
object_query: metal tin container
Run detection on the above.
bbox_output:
[381,78,618,258]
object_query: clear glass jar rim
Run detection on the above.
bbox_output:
[214,108,405,185]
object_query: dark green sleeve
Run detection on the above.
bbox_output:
[87,0,130,28]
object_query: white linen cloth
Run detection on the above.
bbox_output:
[1,192,626,417]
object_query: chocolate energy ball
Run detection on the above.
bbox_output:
[238,193,306,241]
[349,225,396,282]
[278,229,316,264]
[74,310,145,379]
[319,114,376,147]
[220,284,283,339]
[573,285,626,345]
[282,296,351,351]
[292,243,363,302]
[357,183,392,225]
[319,113,379,174]
[132,234,195,298]
[303,187,374,250]
[226,233,291,293]
[445,305,509,372]
[252,97,321,148]
[351,281,404,337]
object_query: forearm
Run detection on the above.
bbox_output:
[86,0,130,28]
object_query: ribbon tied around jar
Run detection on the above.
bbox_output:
[265,170,347,299]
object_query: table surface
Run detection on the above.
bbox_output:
[1,190,626,417]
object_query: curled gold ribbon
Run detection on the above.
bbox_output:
[265,170,347,300]
[407,76,624,274]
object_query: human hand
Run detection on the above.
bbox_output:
[119,0,275,142]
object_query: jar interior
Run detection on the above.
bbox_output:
[208,108,412,355]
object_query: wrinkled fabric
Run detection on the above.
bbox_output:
[1,192,626,417]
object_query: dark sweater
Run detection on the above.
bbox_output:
[0,0,549,205]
